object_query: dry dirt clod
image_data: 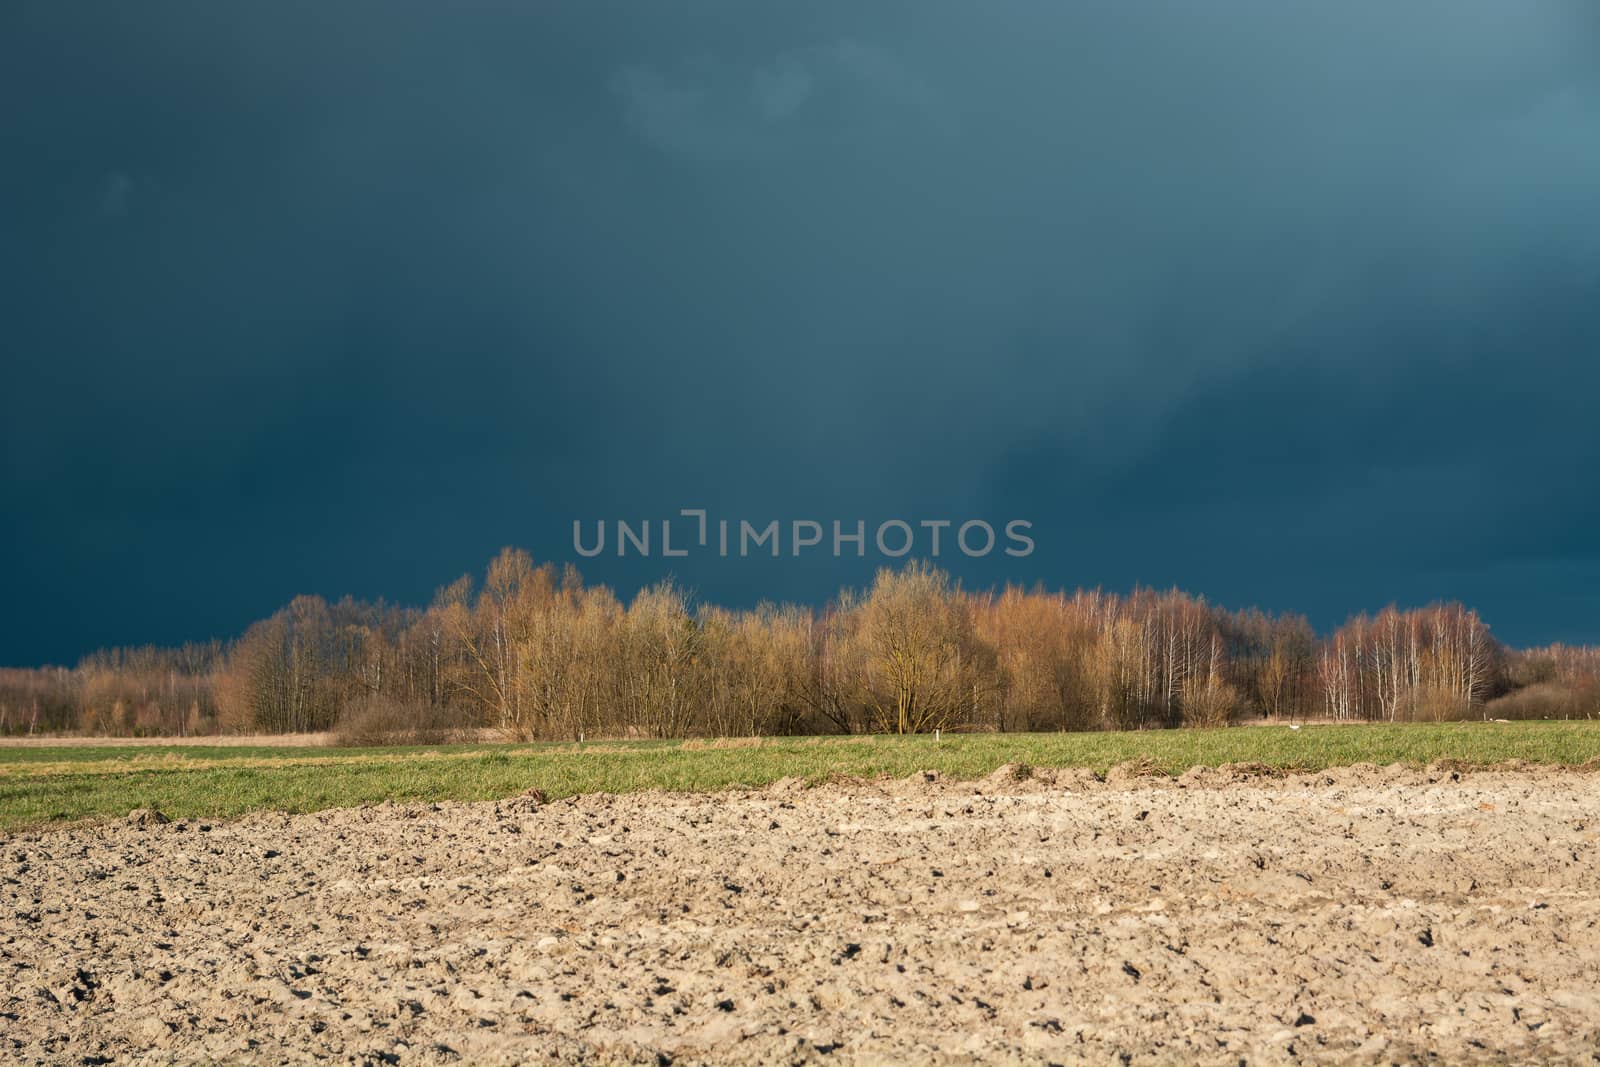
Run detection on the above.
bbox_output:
[125,808,169,827]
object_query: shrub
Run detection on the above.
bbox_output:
[1483,683,1593,722]
[1401,685,1471,722]
[332,695,463,747]
[1181,680,1240,729]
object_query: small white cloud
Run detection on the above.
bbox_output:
[752,57,814,122]
[612,41,953,162]
[100,170,133,215]
[828,40,957,137]
[612,67,703,154]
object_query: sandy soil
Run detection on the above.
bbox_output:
[6,763,1599,1065]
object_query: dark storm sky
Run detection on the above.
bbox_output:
[3,2,1599,664]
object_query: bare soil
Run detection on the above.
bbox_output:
[6,764,1599,1065]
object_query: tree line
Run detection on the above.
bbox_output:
[2,550,1596,740]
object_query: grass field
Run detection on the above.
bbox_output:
[2,721,1597,832]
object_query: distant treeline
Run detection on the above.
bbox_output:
[3,550,1597,741]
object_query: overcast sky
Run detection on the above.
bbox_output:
[3,1,1598,664]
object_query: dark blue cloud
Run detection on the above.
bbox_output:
[2,1,1597,662]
